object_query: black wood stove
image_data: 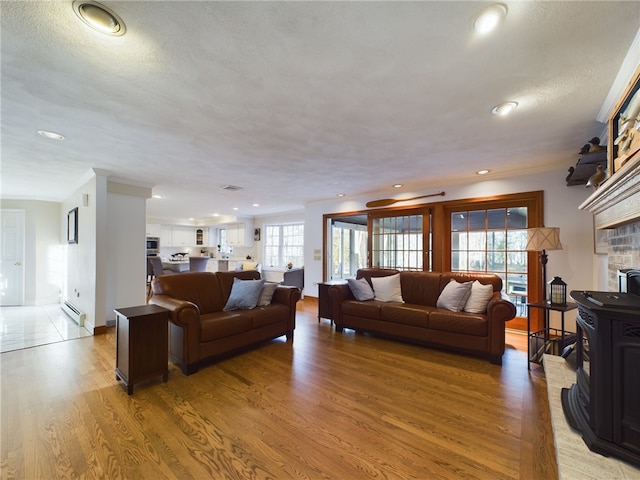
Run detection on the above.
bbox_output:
[562,289,640,468]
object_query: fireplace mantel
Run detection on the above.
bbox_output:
[579,153,640,230]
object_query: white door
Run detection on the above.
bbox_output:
[0,210,25,305]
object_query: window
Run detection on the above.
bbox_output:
[330,218,368,279]
[450,206,529,315]
[264,223,304,269]
[371,212,427,271]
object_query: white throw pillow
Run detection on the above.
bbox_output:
[436,279,473,312]
[463,280,494,314]
[371,274,404,303]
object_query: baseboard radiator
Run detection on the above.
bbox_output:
[61,300,86,327]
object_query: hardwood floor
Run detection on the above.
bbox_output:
[0,298,556,479]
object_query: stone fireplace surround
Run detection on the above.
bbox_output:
[579,154,640,288]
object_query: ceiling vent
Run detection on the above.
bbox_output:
[221,185,243,191]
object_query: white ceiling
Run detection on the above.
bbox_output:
[2,1,639,222]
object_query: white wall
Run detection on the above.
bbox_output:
[61,171,150,331]
[61,177,98,329]
[106,190,147,323]
[0,200,62,305]
[304,167,599,300]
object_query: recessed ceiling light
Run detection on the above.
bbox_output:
[212,213,220,217]
[38,130,65,140]
[476,169,490,175]
[474,3,507,34]
[233,207,239,211]
[393,184,403,188]
[337,193,345,197]
[73,1,126,36]
[152,194,163,199]
[491,101,518,116]
[252,203,260,207]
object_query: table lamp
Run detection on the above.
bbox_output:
[525,227,563,302]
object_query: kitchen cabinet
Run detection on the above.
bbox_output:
[206,259,218,273]
[171,226,193,247]
[146,223,161,237]
[195,227,208,246]
[226,223,246,246]
[159,225,199,247]
[160,225,173,246]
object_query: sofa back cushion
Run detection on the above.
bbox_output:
[440,272,502,293]
[216,270,262,306]
[398,271,442,306]
[152,272,223,314]
[356,268,400,284]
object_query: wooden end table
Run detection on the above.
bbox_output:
[114,304,169,395]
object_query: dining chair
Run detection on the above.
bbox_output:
[188,256,209,272]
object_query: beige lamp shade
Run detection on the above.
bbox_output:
[525,227,562,251]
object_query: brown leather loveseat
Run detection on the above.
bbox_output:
[150,270,300,375]
[329,269,516,364]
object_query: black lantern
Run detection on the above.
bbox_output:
[548,276,567,305]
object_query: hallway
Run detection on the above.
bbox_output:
[0,304,91,353]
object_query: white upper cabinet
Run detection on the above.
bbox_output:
[171,226,194,247]
[146,223,161,237]
[226,223,246,246]
[160,225,173,247]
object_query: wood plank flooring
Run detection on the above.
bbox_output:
[0,298,556,479]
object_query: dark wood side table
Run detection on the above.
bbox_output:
[526,301,577,370]
[318,280,347,324]
[114,304,169,395]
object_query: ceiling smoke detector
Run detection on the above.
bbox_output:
[221,185,243,191]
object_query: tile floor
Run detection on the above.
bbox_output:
[0,304,92,353]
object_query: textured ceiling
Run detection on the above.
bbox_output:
[2,1,639,222]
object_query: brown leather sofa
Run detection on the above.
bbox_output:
[150,270,300,375]
[329,269,516,365]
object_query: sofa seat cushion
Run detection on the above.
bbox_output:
[429,310,488,336]
[342,299,382,320]
[381,303,432,327]
[248,304,290,329]
[200,311,253,341]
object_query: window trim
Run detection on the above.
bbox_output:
[263,222,304,269]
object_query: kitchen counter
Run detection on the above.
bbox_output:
[162,260,190,273]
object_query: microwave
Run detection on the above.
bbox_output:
[146,236,160,254]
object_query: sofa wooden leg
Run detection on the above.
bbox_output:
[181,363,199,376]
[286,331,294,341]
[489,355,503,366]
[335,325,343,332]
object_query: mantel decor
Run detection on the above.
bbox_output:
[580,64,640,229]
[67,207,78,244]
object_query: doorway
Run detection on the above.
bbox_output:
[1,209,25,306]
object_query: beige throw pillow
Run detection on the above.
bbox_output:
[371,274,404,303]
[436,279,473,312]
[463,280,494,314]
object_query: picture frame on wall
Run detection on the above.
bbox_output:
[254,228,261,241]
[609,65,640,174]
[67,207,78,244]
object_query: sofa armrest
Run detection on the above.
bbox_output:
[149,294,202,363]
[485,293,517,360]
[271,285,301,306]
[270,286,301,335]
[487,293,516,322]
[328,284,354,326]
